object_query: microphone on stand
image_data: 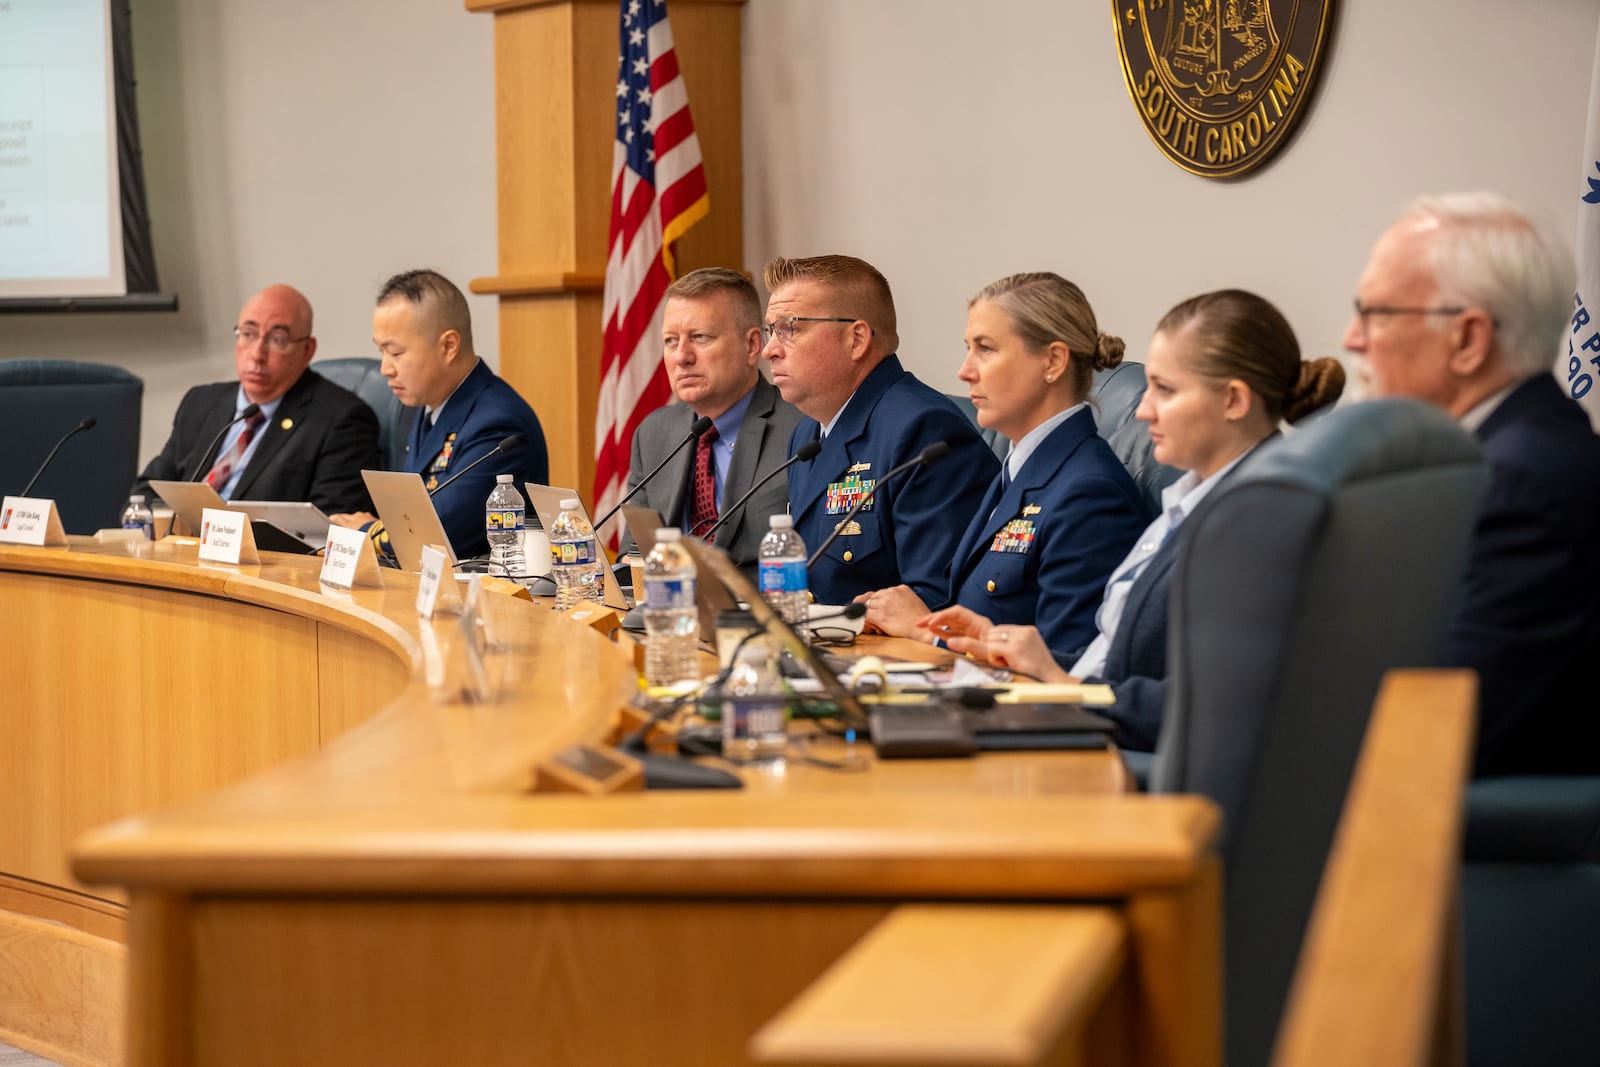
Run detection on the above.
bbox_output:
[699,439,822,543]
[427,434,524,498]
[805,441,951,568]
[593,414,715,531]
[20,417,97,496]
[185,403,262,482]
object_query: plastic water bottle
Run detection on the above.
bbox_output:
[721,635,788,762]
[643,528,700,686]
[548,497,603,611]
[758,514,810,641]
[120,494,154,540]
[485,475,528,581]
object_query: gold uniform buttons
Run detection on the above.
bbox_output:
[842,550,853,562]
[986,579,996,593]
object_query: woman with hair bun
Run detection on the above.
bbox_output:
[924,289,1346,752]
[858,272,1147,655]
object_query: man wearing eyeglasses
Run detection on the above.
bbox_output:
[135,284,380,514]
[619,268,803,579]
[1345,192,1600,776]
[763,254,998,606]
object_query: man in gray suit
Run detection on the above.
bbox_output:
[623,268,803,577]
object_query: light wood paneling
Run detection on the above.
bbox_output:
[184,897,888,1067]
[1271,671,1476,1067]
[0,911,123,1067]
[750,904,1128,1067]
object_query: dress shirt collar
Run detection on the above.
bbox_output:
[1003,404,1084,482]
[1458,381,1519,434]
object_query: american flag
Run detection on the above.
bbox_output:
[594,0,710,539]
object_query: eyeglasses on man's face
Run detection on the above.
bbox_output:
[234,326,311,354]
[760,316,860,345]
[1348,299,1497,342]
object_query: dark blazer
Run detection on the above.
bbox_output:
[946,408,1146,653]
[787,355,999,605]
[405,359,549,560]
[1448,375,1600,776]
[620,376,804,578]
[136,370,380,514]
[1079,433,1281,752]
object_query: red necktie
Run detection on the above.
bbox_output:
[687,425,719,542]
[206,410,266,491]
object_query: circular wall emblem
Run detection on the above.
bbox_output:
[1113,0,1336,179]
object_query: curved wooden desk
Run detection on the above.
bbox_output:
[3,541,1221,1067]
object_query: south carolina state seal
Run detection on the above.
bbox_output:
[1113,0,1336,179]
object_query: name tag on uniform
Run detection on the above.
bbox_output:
[0,496,67,547]
[989,517,1037,554]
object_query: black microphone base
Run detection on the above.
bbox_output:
[632,751,743,790]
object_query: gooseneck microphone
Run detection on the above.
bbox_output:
[699,438,823,543]
[806,441,952,568]
[593,414,715,530]
[427,434,524,498]
[20,417,97,496]
[185,403,262,482]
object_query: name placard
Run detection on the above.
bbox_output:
[0,497,68,547]
[415,543,462,617]
[320,524,383,589]
[197,507,260,565]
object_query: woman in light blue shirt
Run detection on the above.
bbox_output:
[923,289,1345,751]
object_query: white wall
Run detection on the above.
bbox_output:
[3,0,500,463]
[742,0,1600,398]
[5,0,1597,466]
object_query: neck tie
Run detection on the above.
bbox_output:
[987,457,1014,524]
[687,425,720,542]
[206,410,266,491]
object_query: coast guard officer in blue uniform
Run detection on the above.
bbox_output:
[762,255,997,605]
[330,269,548,559]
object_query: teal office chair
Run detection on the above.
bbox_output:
[1149,398,1488,1067]
[0,360,144,533]
[313,357,416,470]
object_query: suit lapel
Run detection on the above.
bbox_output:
[232,376,312,499]
[954,411,1092,580]
[658,404,697,526]
[716,379,776,538]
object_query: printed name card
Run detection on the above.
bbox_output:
[320,524,383,589]
[197,507,260,564]
[0,497,68,547]
[415,543,462,617]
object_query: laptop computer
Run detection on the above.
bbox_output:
[148,479,229,536]
[229,500,330,545]
[621,502,738,634]
[521,483,630,611]
[362,469,457,572]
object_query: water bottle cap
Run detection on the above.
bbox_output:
[768,514,793,529]
[559,497,581,510]
[496,474,514,484]
[129,494,145,504]
[655,528,682,542]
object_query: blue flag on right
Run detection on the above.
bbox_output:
[1567,18,1600,430]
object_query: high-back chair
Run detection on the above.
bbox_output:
[0,360,144,533]
[313,357,417,469]
[1089,361,1180,518]
[1149,398,1488,1067]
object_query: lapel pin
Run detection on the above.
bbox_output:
[280,417,294,431]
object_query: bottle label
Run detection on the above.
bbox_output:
[486,506,525,532]
[759,559,808,595]
[551,538,595,566]
[723,698,787,741]
[645,576,695,610]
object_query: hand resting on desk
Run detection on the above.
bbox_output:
[918,606,1076,685]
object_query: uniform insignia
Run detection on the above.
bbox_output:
[989,518,1037,555]
[1022,503,1042,517]
[847,462,872,474]
[825,473,875,515]
[833,520,863,536]
[431,433,457,474]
